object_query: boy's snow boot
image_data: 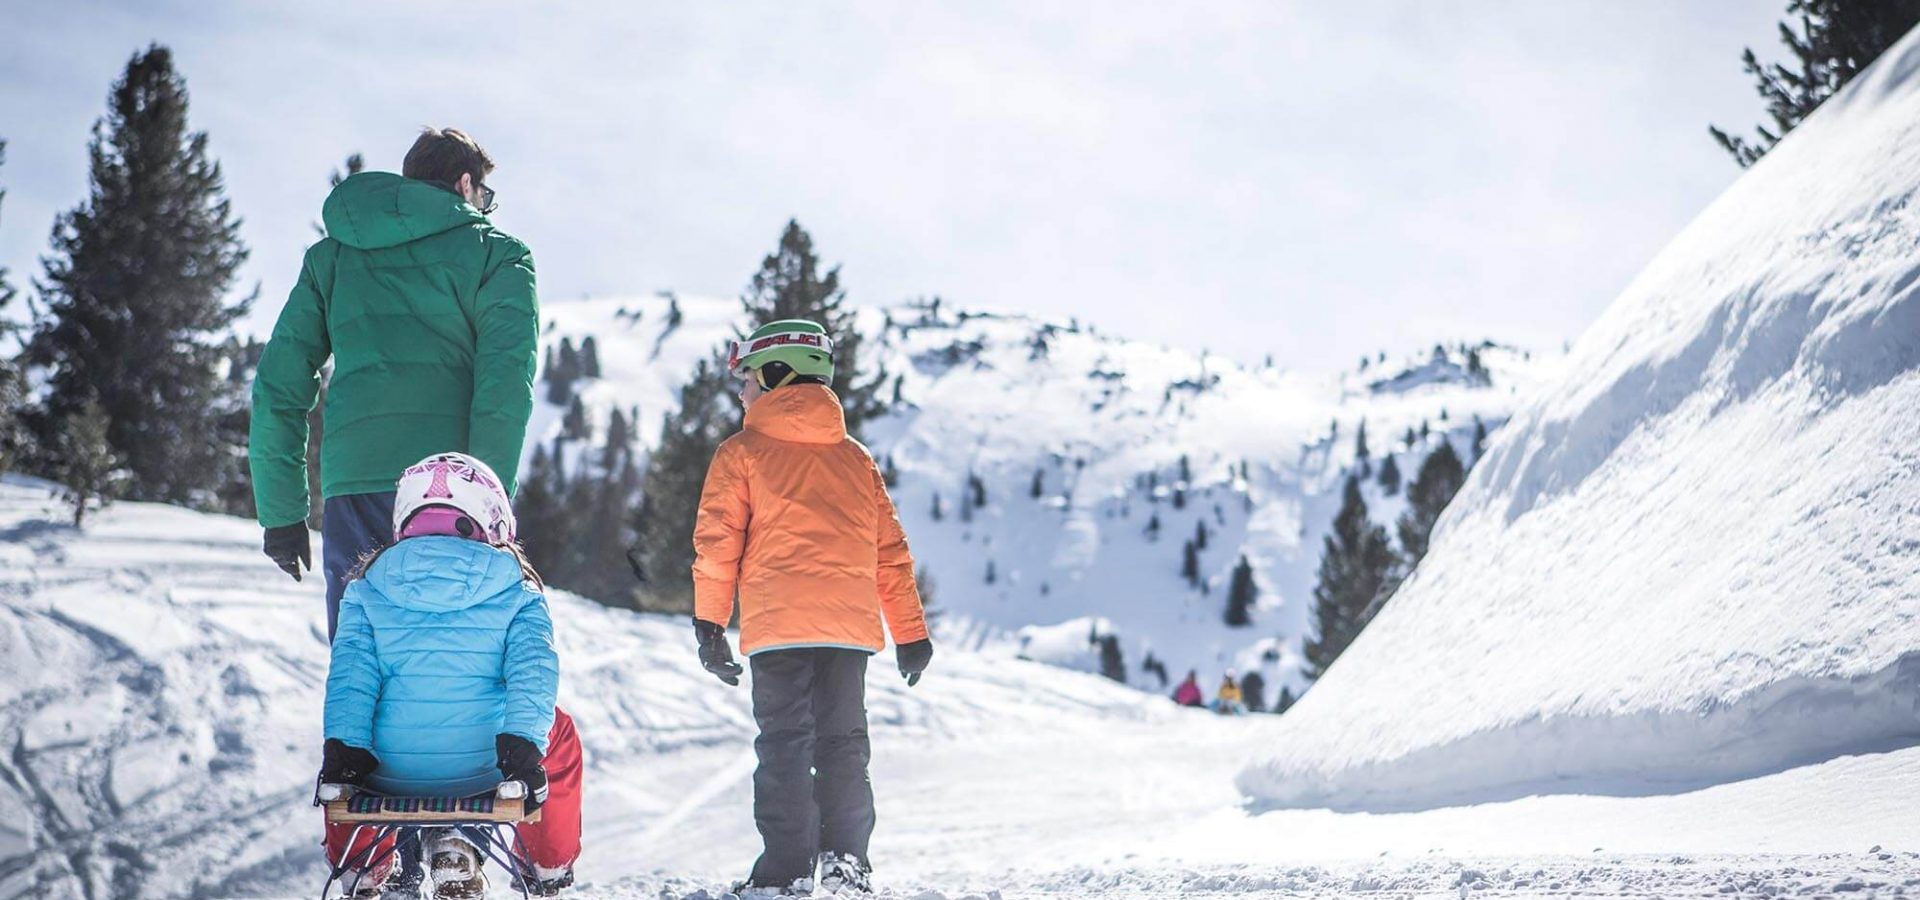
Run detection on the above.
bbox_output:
[511,863,574,897]
[816,852,871,894]
[729,874,814,897]
[426,829,488,899]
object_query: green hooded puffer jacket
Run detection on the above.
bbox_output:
[249,172,538,528]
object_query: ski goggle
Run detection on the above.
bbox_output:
[726,332,834,375]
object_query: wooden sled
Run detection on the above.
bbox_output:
[317,784,540,899]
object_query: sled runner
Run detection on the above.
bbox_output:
[317,782,542,899]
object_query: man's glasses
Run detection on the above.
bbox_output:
[476,183,498,215]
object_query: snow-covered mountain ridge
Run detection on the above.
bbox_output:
[1237,23,1920,812]
[532,294,1560,697]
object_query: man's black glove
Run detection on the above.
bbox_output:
[496,733,550,812]
[317,738,378,795]
[264,523,312,582]
[896,638,933,687]
[694,618,744,686]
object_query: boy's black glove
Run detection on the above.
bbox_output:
[694,618,744,686]
[318,738,378,790]
[896,638,934,686]
[496,734,550,812]
[263,523,311,582]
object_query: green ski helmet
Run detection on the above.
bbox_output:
[727,319,835,389]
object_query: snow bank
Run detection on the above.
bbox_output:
[1239,30,1920,810]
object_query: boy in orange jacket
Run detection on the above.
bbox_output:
[691,319,932,896]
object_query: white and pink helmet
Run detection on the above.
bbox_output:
[392,452,517,545]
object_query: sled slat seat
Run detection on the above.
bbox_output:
[324,793,539,825]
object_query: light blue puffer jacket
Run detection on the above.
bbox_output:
[323,536,558,798]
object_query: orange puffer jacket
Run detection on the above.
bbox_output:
[692,384,928,656]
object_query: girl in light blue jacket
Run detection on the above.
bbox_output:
[318,453,580,897]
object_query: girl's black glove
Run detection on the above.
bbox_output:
[315,738,378,804]
[896,639,934,686]
[694,618,744,686]
[496,734,550,812]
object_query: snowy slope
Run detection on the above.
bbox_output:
[1237,29,1920,811]
[4,478,1918,900]
[533,295,1559,699]
[0,478,1190,898]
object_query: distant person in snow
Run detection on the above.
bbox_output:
[1213,671,1245,715]
[1172,670,1205,707]
[317,453,581,897]
[690,320,933,896]
[250,128,538,639]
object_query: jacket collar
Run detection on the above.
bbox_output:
[743,383,847,444]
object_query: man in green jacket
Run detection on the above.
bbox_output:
[250,128,538,639]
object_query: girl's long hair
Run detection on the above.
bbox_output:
[348,537,545,592]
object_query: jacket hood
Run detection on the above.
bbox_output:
[321,172,488,250]
[743,383,847,444]
[362,536,528,613]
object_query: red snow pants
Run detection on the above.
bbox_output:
[324,706,585,871]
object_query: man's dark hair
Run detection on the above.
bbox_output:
[402,127,494,186]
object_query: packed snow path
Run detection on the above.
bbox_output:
[2,484,1916,899]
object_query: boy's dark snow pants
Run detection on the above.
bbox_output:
[748,648,875,888]
[322,491,396,640]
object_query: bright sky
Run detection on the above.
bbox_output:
[1,1,1785,370]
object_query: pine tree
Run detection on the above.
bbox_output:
[1398,440,1468,566]
[1241,671,1268,713]
[1178,454,1192,486]
[1274,685,1297,714]
[312,152,363,237]
[1097,634,1126,683]
[984,559,997,585]
[915,563,939,624]
[0,140,29,476]
[1353,420,1371,477]
[603,406,632,470]
[634,356,735,612]
[930,491,944,522]
[1466,347,1489,383]
[1378,454,1402,496]
[1711,1,1920,166]
[59,398,122,527]
[1181,539,1200,586]
[1030,468,1044,499]
[1224,554,1257,627]
[563,394,590,441]
[881,453,898,487]
[1172,486,1187,510]
[514,445,566,577]
[739,220,886,439]
[26,45,251,507]
[580,335,602,378]
[1471,416,1489,464]
[1145,511,1161,540]
[1194,518,1210,550]
[1302,475,1398,680]
[547,337,579,404]
[968,472,987,508]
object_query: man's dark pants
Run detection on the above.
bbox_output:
[322,492,397,641]
[748,648,876,888]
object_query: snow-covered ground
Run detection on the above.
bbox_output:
[1,483,1914,899]
[534,293,1560,700]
